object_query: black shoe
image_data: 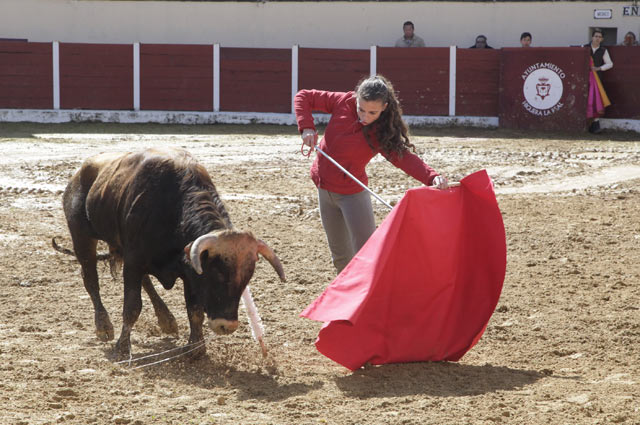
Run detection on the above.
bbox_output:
[592,120,602,134]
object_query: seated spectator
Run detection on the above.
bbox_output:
[520,32,532,47]
[620,31,638,46]
[395,21,425,48]
[470,35,493,49]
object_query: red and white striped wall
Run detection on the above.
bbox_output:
[0,41,638,132]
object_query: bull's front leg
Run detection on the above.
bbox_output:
[142,275,178,337]
[79,257,114,342]
[70,232,114,341]
[64,185,115,342]
[183,281,206,359]
[115,264,143,360]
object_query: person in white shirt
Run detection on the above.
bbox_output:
[584,29,613,134]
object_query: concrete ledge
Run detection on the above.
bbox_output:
[403,115,499,128]
[0,109,501,129]
[0,109,298,125]
[600,118,640,133]
[1,109,636,134]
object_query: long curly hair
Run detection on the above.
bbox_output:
[356,75,415,158]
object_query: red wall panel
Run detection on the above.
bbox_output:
[140,44,212,111]
[60,43,132,110]
[600,46,640,120]
[377,48,449,116]
[0,42,52,109]
[456,49,500,116]
[298,48,369,93]
[220,48,291,113]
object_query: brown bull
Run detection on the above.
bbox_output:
[58,147,285,359]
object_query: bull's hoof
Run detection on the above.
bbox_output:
[95,311,114,341]
[114,339,131,361]
[157,312,179,337]
[183,340,206,360]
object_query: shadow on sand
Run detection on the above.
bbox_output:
[334,361,549,398]
[106,337,547,402]
[104,341,324,402]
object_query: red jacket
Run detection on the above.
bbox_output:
[294,89,439,195]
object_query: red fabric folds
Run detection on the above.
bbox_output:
[300,170,506,371]
[587,57,611,119]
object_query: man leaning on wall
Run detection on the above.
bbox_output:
[395,21,425,47]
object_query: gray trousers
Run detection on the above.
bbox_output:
[318,188,376,273]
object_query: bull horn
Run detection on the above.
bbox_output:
[257,240,286,282]
[189,233,222,275]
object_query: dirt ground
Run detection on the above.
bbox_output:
[0,122,638,425]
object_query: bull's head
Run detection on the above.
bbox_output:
[184,229,286,335]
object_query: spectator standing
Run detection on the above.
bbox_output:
[585,29,613,133]
[395,21,425,47]
[620,31,638,46]
[520,32,532,47]
[470,35,493,49]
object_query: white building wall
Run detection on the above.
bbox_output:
[2,1,639,49]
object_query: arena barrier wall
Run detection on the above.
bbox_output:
[141,44,212,112]
[601,46,640,120]
[60,43,133,111]
[377,47,450,116]
[298,48,369,94]
[456,49,500,117]
[499,48,590,132]
[220,48,291,113]
[0,41,638,132]
[0,41,52,109]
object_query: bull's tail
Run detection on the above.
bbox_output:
[52,236,122,279]
[51,237,112,261]
[51,237,76,257]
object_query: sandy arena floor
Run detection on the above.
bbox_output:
[0,122,638,424]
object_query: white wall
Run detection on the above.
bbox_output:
[2,0,639,49]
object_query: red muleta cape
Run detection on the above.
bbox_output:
[300,170,506,371]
